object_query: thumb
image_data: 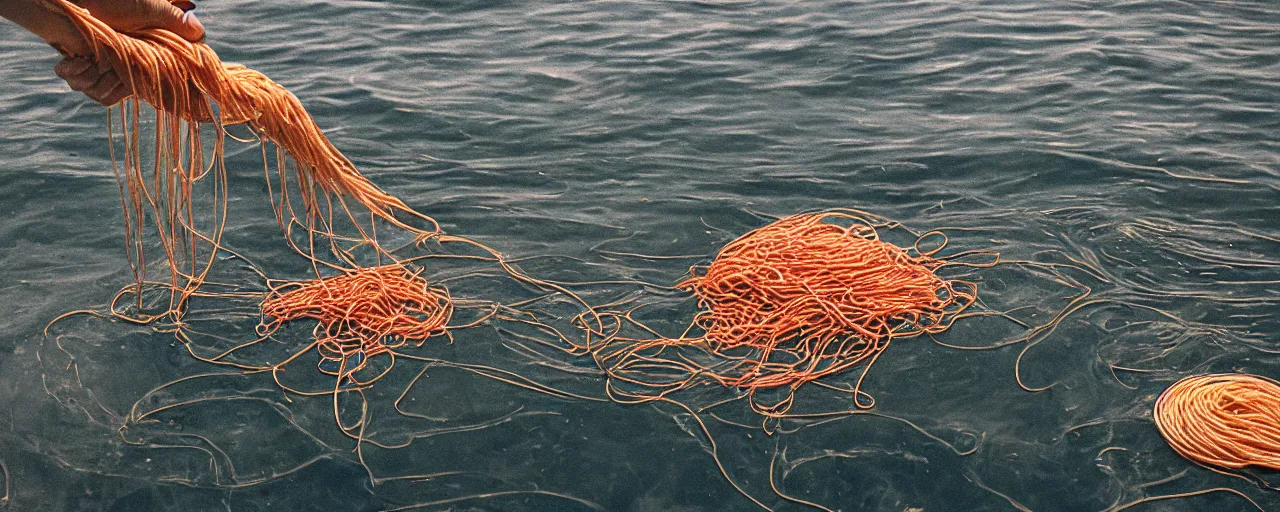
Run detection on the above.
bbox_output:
[168,10,205,42]
[77,0,206,43]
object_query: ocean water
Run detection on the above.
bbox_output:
[1,1,1279,510]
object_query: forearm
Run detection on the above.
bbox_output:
[0,0,90,55]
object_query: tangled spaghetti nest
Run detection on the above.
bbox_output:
[1154,373,1280,471]
[598,211,984,413]
[684,211,975,388]
[259,265,453,377]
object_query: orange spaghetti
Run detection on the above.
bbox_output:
[597,210,982,413]
[42,1,479,386]
[1154,373,1280,471]
[257,265,453,381]
[261,266,452,352]
[49,0,591,331]
[51,0,440,238]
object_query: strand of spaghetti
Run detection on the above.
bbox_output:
[50,0,440,238]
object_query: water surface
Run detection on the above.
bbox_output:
[1,1,1278,510]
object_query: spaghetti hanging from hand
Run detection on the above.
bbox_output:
[46,0,598,373]
[52,0,440,238]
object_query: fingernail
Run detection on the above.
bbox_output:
[173,1,197,12]
[180,11,206,42]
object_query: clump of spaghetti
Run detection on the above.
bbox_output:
[259,266,455,381]
[597,210,982,412]
[1154,373,1280,471]
[260,265,453,378]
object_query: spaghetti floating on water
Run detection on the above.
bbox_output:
[259,265,453,379]
[595,210,988,414]
[1154,373,1280,471]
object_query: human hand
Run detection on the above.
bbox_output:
[54,0,205,106]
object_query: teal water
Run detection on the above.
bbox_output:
[2,1,1279,510]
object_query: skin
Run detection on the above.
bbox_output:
[0,0,204,105]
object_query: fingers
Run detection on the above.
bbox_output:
[76,0,206,43]
[88,77,128,106]
[55,56,130,106]
[56,53,210,114]
[53,57,93,84]
[55,0,209,107]
[54,56,101,93]
[171,10,206,42]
